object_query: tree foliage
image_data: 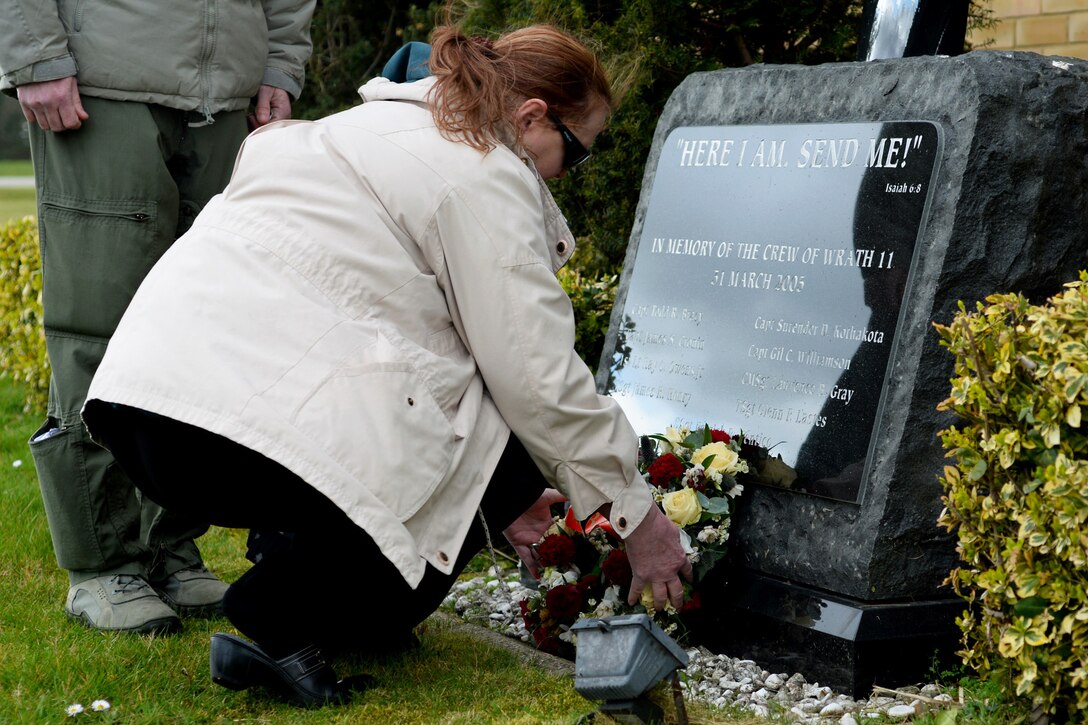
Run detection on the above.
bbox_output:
[296,1,988,363]
[298,1,988,275]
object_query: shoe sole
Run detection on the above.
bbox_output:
[66,610,181,636]
[162,598,224,619]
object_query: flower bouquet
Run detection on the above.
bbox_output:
[520,424,749,658]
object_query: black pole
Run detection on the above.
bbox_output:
[858,0,970,61]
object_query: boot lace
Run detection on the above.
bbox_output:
[111,574,148,594]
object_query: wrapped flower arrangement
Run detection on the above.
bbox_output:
[520,424,749,658]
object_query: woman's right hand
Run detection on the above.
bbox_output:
[622,504,693,610]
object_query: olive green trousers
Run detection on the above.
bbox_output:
[27,97,248,584]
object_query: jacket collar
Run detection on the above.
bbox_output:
[357,76,575,272]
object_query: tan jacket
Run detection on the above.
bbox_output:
[86,77,652,587]
[0,0,314,116]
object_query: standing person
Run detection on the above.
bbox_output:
[0,0,316,635]
[81,17,693,707]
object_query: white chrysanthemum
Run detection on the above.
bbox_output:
[592,599,616,618]
[90,700,110,712]
[537,568,583,588]
[725,483,745,499]
[66,704,84,717]
[558,627,577,644]
[588,528,614,555]
[697,526,720,544]
[706,468,724,486]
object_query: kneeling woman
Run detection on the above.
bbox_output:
[82,17,691,707]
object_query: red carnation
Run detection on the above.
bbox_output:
[711,429,731,444]
[578,573,600,593]
[648,453,685,488]
[545,583,584,620]
[533,626,562,655]
[679,590,703,614]
[601,549,633,590]
[536,533,577,568]
[519,599,539,629]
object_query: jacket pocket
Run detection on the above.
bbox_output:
[289,333,455,521]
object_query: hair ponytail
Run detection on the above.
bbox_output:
[428,20,612,153]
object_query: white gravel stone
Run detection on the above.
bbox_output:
[765,673,786,690]
[887,704,918,719]
[820,701,845,716]
[444,572,959,722]
[747,704,770,718]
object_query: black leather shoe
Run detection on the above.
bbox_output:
[210,632,369,707]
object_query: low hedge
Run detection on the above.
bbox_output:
[935,274,1088,721]
[0,216,48,412]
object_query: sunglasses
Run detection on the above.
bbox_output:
[548,111,591,170]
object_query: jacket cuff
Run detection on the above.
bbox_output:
[607,475,654,539]
[262,66,303,100]
[2,54,78,90]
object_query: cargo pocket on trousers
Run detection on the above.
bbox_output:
[38,194,162,337]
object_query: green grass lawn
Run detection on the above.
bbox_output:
[0,377,773,724]
[0,370,1033,724]
[0,159,36,226]
[0,378,600,724]
[0,159,33,176]
[0,187,36,226]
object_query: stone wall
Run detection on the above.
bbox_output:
[970,0,1088,58]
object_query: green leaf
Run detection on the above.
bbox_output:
[1013,596,1049,617]
[968,459,988,481]
[932,707,960,725]
[702,497,730,515]
[696,491,711,508]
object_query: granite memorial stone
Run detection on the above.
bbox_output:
[597,51,1088,695]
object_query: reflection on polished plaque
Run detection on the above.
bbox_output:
[606,121,942,503]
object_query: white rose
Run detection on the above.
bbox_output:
[661,488,702,527]
[662,426,690,453]
[692,441,747,475]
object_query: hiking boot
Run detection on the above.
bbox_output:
[66,574,181,635]
[152,565,228,618]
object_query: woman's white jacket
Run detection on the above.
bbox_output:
[86,77,652,587]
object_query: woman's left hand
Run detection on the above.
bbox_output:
[503,488,567,578]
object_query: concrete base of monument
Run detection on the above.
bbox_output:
[701,571,963,700]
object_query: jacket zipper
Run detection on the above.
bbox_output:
[197,0,217,125]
